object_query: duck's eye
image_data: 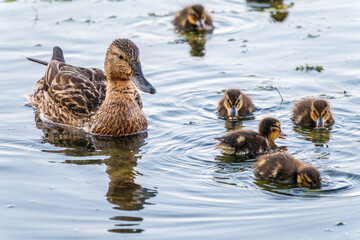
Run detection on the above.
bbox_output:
[313,110,316,114]
[324,110,327,114]
[119,54,124,60]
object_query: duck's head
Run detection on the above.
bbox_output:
[223,89,244,119]
[297,166,321,187]
[310,99,331,128]
[258,117,286,143]
[187,4,207,30]
[105,38,156,94]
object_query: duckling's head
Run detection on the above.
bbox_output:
[187,4,207,29]
[310,99,331,128]
[258,117,286,143]
[297,166,321,187]
[223,89,243,119]
[105,39,156,94]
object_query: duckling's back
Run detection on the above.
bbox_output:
[216,129,269,156]
[254,152,300,183]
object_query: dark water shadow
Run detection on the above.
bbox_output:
[34,114,157,234]
[246,0,294,22]
[293,124,331,146]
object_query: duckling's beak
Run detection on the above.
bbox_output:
[197,19,205,28]
[229,106,237,118]
[316,116,324,128]
[279,128,287,139]
[131,61,156,94]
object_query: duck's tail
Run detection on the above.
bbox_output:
[26,57,48,66]
[26,46,65,66]
[51,46,65,62]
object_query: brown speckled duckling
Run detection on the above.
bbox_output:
[215,117,286,156]
[217,89,255,119]
[27,39,156,136]
[254,152,321,187]
[173,4,214,31]
[293,98,334,128]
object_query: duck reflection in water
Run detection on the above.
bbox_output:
[293,124,331,146]
[246,0,294,22]
[34,114,157,234]
[174,29,209,57]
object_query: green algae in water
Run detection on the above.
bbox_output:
[296,64,324,72]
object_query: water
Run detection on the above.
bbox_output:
[1,0,360,239]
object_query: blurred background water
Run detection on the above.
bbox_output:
[0,0,360,239]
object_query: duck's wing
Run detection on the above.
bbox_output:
[238,94,255,116]
[29,46,106,118]
[173,7,188,27]
[292,99,313,125]
[134,89,143,109]
[45,62,105,117]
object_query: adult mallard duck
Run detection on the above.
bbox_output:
[217,89,255,119]
[215,117,286,156]
[27,39,156,136]
[254,152,321,187]
[173,4,214,32]
[293,98,334,128]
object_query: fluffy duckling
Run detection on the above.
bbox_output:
[217,89,255,119]
[173,4,214,31]
[215,117,286,156]
[27,39,156,136]
[254,152,321,187]
[293,98,334,128]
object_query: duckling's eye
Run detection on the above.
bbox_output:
[324,110,327,114]
[119,54,124,60]
[313,110,316,114]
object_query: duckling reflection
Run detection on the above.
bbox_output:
[246,0,294,22]
[34,114,157,234]
[176,30,208,57]
[293,124,330,145]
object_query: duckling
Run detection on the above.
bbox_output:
[27,39,156,136]
[215,117,286,156]
[217,89,255,119]
[173,4,214,31]
[293,98,334,128]
[254,152,321,187]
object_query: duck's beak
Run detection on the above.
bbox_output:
[316,116,324,128]
[131,61,156,94]
[229,106,237,118]
[197,19,205,28]
[279,129,287,139]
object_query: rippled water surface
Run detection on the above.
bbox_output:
[1,0,360,239]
